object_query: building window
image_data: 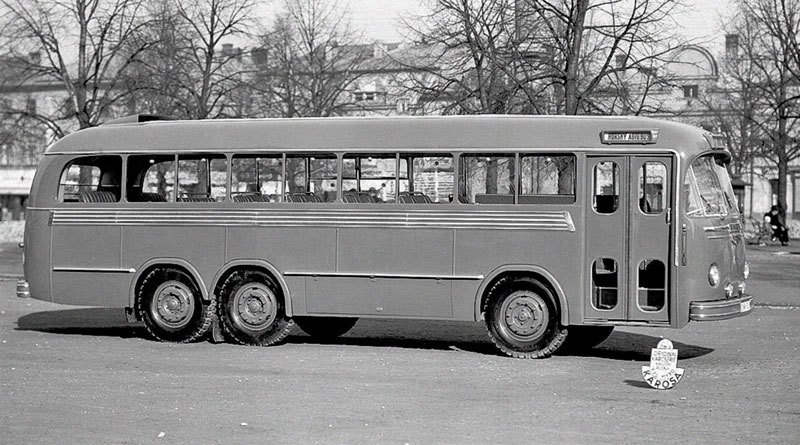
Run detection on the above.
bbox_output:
[683,85,699,99]
[25,98,36,115]
[615,53,627,69]
[354,91,376,102]
[725,34,739,57]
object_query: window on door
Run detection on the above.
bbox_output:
[593,161,619,214]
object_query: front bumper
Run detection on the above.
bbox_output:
[16,280,30,298]
[689,294,753,321]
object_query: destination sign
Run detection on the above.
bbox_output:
[600,130,658,145]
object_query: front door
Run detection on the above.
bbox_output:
[584,156,672,323]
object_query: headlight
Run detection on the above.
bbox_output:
[708,264,720,287]
[743,262,750,280]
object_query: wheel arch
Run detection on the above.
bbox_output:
[129,258,209,309]
[211,259,293,317]
[474,264,569,326]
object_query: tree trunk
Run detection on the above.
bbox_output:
[564,0,589,115]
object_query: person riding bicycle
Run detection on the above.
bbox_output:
[764,205,790,246]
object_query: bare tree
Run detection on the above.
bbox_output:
[122,0,187,117]
[173,0,254,119]
[400,0,546,115]
[699,23,763,183]
[726,0,800,215]
[401,0,684,115]
[255,0,365,118]
[122,0,255,119]
[0,0,151,135]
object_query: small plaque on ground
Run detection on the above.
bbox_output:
[641,339,684,390]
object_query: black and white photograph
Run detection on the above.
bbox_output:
[1,0,799,443]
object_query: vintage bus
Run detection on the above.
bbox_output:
[18,115,752,358]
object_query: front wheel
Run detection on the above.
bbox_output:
[484,276,567,358]
[217,269,293,346]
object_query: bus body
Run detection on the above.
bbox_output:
[19,115,752,357]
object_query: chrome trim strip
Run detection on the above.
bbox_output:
[49,209,576,231]
[53,267,137,273]
[283,271,484,280]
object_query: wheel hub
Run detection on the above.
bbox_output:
[500,292,548,342]
[232,284,277,330]
[151,281,195,329]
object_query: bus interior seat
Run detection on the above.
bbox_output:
[233,193,271,203]
[343,191,378,203]
[78,190,118,203]
[286,192,323,203]
[178,197,216,202]
[128,191,167,202]
[474,194,513,204]
[399,192,433,204]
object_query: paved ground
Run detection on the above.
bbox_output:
[1,242,798,444]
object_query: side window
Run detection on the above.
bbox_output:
[231,155,283,202]
[177,155,227,202]
[285,154,337,203]
[520,154,575,204]
[58,155,122,203]
[459,154,515,204]
[342,155,404,203]
[639,162,666,214]
[593,161,619,214]
[402,154,453,204]
[127,155,174,202]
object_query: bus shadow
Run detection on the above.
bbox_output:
[16,310,714,361]
[15,308,143,338]
[563,331,715,361]
[288,335,499,355]
[291,320,715,361]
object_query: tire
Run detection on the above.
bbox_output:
[483,276,567,359]
[561,326,614,352]
[294,317,358,340]
[135,267,214,343]
[217,269,294,346]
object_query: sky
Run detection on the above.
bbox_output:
[316,0,734,45]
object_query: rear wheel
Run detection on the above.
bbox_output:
[484,276,567,359]
[294,317,358,340]
[135,267,214,343]
[217,269,293,346]
[561,326,614,352]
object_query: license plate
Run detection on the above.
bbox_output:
[741,300,752,312]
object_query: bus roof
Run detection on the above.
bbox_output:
[45,115,713,156]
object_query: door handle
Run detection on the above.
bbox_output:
[680,224,687,266]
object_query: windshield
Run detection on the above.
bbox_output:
[684,154,739,217]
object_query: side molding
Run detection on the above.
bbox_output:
[474,264,569,326]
